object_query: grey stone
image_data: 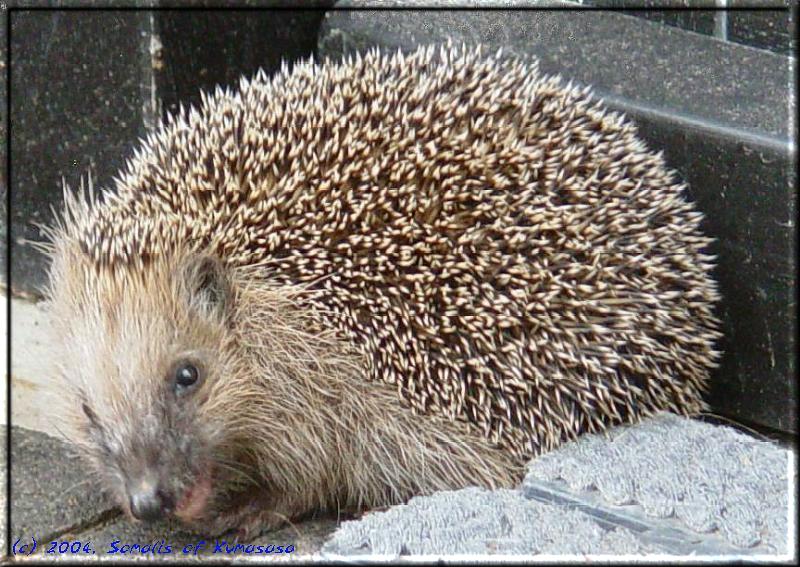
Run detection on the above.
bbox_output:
[9,426,114,542]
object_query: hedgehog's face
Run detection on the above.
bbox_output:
[49,248,244,525]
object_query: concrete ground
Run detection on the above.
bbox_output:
[4,295,797,561]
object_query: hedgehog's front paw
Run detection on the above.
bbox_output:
[231,507,289,542]
[189,512,239,539]
[202,498,295,542]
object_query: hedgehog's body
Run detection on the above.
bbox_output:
[46,44,721,537]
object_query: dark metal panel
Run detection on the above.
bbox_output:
[9,10,154,298]
[7,8,330,298]
[582,0,718,37]
[727,3,795,56]
[154,9,330,119]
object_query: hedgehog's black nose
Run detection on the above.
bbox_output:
[128,483,166,522]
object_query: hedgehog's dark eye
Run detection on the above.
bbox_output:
[173,362,200,394]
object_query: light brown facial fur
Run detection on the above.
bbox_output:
[46,236,522,536]
[46,243,236,524]
[44,43,720,537]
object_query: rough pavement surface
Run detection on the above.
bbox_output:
[322,487,658,557]
[322,414,794,559]
[524,413,791,552]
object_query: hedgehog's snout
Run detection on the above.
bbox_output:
[126,474,174,522]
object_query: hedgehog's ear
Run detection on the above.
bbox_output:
[182,254,230,322]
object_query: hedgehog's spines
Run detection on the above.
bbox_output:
[56,43,721,460]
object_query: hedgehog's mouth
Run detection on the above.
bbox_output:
[174,469,214,522]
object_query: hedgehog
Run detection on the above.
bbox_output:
[43,43,722,538]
